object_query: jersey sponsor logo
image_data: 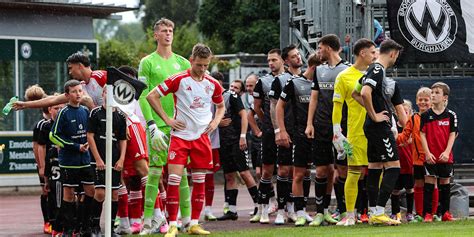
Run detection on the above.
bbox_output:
[205,85,211,94]
[78,124,83,130]
[113,80,137,105]
[298,95,311,103]
[318,82,334,90]
[190,96,204,109]
[438,120,449,126]
[397,0,457,53]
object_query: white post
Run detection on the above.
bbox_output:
[105,84,114,237]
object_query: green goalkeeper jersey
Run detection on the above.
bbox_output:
[138,52,191,127]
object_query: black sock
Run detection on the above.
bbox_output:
[276,176,288,210]
[112,200,118,231]
[423,183,435,215]
[439,184,451,216]
[391,194,400,214]
[406,192,414,214]
[91,198,103,228]
[227,189,238,207]
[83,195,94,230]
[224,179,228,203]
[258,178,272,204]
[324,194,331,210]
[315,177,327,214]
[294,196,305,212]
[287,178,294,204]
[61,201,76,232]
[75,199,84,232]
[248,186,259,204]
[303,176,311,206]
[357,179,368,213]
[335,176,346,213]
[367,169,382,208]
[376,167,400,208]
[270,185,276,198]
[41,194,49,223]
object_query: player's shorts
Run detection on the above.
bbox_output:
[94,168,122,190]
[277,142,293,166]
[123,121,149,178]
[61,166,94,188]
[211,148,221,173]
[148,126,170,167]
[261,129,277,165]
[424,163,453,178]
[219,142,249,174]
[394,173,414,191]
[413,165,425,180]
[293,136,314,168]
[347,135,368,166]
[168,134,213,170]
[313,140,335,166]
[365,130,399,163]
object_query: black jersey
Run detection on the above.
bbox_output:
[312,60,350,141]
[280,76,313,137]
[37,119,53,173]
[361,63,403,132]
[270,72,295,135]
[33,118,48,142]
[219,90,245,142]
[87,106,127,164]
[253,73,275,132]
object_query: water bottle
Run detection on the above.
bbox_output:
[343,140,353,158]
[2,96,18,116]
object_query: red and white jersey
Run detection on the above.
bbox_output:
[156,69,224,141]
[82,70,107,107]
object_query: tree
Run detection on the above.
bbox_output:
[140,0,199,30]
[198,0,280,53]
[97,40,139,69]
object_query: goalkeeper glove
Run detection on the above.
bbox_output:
[147,120,168,152]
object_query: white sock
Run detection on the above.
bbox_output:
[143,218,152,226]
[130,218,141,225]
[154,208,163,219]
[324,208,329,215]
[287,202,295,213]
[120,217,130,228]
[190,219,199,226]
[229,205,237,213]
[182,216,191,225]
[204,206,212,214]
[375,206,385,215]
[297,210,306,218]
[369,207,376,215]
[169,221,178,227]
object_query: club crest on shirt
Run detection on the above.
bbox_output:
[190,96,204,109]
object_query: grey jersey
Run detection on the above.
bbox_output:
[280,76,313,137]
[253,74,275,131]
[270,72,295,135]
[311,60,350,141]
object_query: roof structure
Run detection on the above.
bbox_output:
[0,0,137,18]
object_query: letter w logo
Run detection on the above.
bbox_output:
[408,2,447,41]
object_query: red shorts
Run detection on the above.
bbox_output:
[211,148,221,173]
[123,121,149,178]
[168,134,213,170]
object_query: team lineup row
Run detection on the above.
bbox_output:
[13,17,458,237]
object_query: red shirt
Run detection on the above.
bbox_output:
[420,108,458,164]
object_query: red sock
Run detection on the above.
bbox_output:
[191,172,206,220]
[128,190,142,219]
[166,174,181,222]
[414,186,424,216]
[205,173,215,207]
[117,185,128,218]
[141,176,147,214]
[154,192,161,209]
[432,187,439,215]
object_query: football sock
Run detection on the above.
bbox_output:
[179,169,191,219]
[166,174,181,222]
[335,176,347,213]
[315,177,327,214]
[276,175,288,210]
[258,178,272,204]
[414,186,424,215]
[423,183,435,215]
[367,168,382,208]
[376,167,400,208]
[144,166,162,219]
[432,187,439,215]
[205,173,215,207]
[345,170,360,213]
[439,184,450,215]
[191,172,206,220]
